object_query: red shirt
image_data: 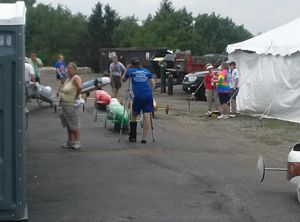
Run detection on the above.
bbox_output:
[204,73,217,90]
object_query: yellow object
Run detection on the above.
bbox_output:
[153,99,158,112]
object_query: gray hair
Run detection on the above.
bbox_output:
[68,62,77,70]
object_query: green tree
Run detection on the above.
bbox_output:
[131,0,252,55]
[193,13,252,54]
[22,0,253,70]
[127,0,252,55]
[26,3,88,65]
[103,4,120,46]
[158,0,174,13]
[133,1,194,50]
[87,2,120,71]
[112,16,140,47]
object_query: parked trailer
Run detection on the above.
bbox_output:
[166,50,227,84]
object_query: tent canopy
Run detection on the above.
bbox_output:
[0,1,26,26]
[227,17,300,123]
[227,17,300,56]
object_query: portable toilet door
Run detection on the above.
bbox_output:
[0,1,27,221]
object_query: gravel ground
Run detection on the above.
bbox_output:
[37,67,300,150]
[24,68,300,222]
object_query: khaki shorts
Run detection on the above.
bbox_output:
[60,104,81,131]
[111,76,122,89]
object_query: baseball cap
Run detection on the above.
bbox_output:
[131,57,140,66]
[206,63,213,69]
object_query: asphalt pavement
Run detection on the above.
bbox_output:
[25,97,300,222]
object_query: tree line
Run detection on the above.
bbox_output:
[1,0,252,72]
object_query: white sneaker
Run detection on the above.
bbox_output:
[217,114,229,119]
[205,111,212,116]
[61,141,74,148]
[71,141,81,150]
[229,113,237,118]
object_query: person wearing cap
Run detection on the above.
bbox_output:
[109,55,126,98]
[204,63,219,115]
[229,61,239,118]
[122,57,156,143]
[212,62,231,119]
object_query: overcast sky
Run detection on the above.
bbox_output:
[36,0,300,35]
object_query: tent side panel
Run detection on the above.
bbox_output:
[229,51,300,123]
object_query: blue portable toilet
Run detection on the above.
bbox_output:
[0,1,27,221]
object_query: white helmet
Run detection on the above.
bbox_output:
[110,98,119,104]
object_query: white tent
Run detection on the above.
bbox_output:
[226,17,300,123]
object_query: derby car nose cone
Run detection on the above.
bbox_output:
[101,77,111,84]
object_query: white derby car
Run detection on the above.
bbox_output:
[257,143,300,202]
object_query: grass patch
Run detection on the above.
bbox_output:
[256,135,283,146]
[260,119,297,129]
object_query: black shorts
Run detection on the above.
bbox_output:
[218,92,230,105]
[230,88,239,100]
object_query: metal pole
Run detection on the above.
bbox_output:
[192,80,204,98]
[150,114,155,142]
[160,65,166,93]
[118,81,130,142]
[265,168,287,171]
[188,80,204,111]
[259,103,273,127]
[167,74,173,95]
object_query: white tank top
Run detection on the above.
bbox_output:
[60,75,80,105]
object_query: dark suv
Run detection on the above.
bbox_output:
[182,71,207,100]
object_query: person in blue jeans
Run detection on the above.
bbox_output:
[122,57,156,143]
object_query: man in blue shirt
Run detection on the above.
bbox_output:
[122,57,156,143]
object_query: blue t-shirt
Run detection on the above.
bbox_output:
[55,61,66,74]
[55,61,66,79]
[125,67,153,97]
